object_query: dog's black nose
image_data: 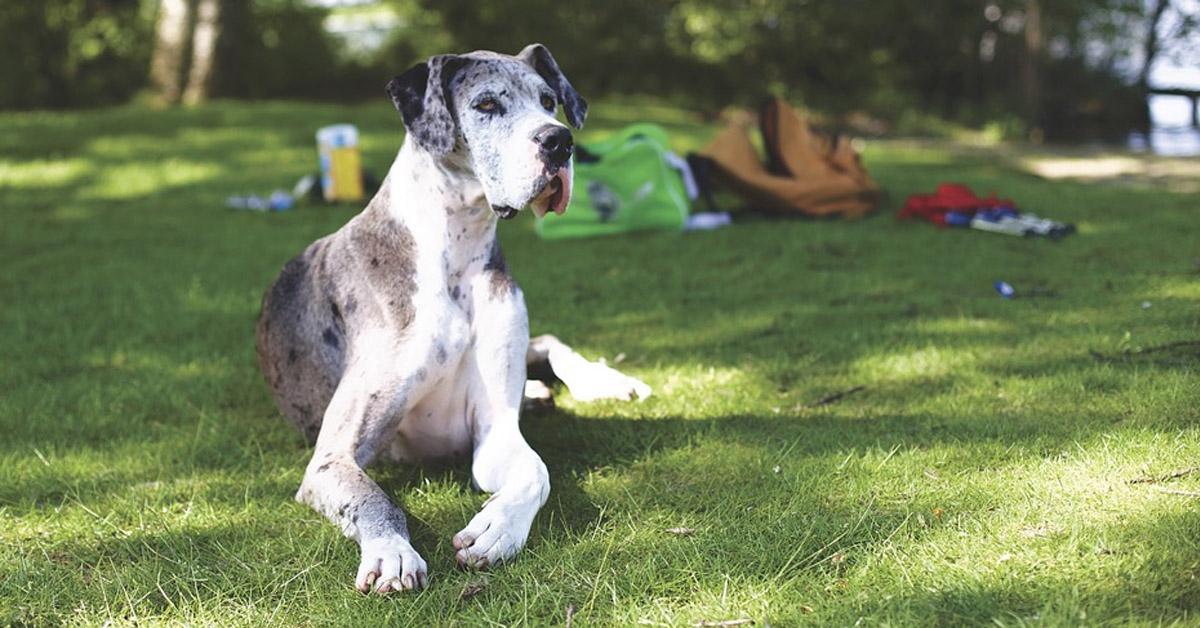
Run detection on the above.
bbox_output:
[535,125,574,167]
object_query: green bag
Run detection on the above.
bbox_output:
[536,123,691,239]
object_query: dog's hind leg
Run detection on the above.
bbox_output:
[527,334,652,402]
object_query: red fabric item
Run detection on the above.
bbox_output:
[897,183,1013,226]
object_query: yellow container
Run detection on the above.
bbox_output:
[316,124,364,202]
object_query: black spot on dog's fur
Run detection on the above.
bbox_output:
[322,327,340,350]
[484,238,517,298]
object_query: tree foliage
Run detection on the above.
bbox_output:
[0,0,1192,133]
[0,0,152,110]
[416,0,1167,131]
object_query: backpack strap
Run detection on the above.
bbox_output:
[759,97,789,176]
[685,153,724,213]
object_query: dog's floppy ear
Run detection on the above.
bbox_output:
[386,55,464,155]
[518,43,588,130]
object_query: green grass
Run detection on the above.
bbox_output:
[2,99,1199,627]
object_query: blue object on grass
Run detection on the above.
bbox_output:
[944,210,972,226]
[994,281,1015,299]
[268,190,294,210]
[227,190,293,212]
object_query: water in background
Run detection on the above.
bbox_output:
[1128,94,1200,157]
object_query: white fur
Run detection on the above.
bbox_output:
[457,69,568,212]
[529,335,653,402]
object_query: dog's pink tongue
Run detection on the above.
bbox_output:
[550,168,571,216]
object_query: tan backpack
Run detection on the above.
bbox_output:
[690,98,881,219]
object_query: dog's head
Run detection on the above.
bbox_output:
[387,44,588,220]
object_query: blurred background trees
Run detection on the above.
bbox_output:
[0,0,1195,138]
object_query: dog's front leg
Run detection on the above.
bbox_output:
[453,283,550,569]
[297,369,428,593]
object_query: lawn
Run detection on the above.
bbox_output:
[1,99,1198,627]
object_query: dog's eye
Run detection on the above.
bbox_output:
[540,94,556,112]
[474,98,500,113]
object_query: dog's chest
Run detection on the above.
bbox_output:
[387,268,489,462]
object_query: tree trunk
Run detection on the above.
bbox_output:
[1137,0,1172,93]
[182,0,221,105]
[149,0,192,105]
[1020,0,1045,133]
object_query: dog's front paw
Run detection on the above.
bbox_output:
[356,536,428,593]
[561,358,652,402]
[452,498,537,569]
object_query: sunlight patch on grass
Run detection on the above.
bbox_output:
[913,316,1014,337]
[1022,155,1145,180]
[1141,275,1200,301]
[81,159,226,199]
[853,345,979,381]
[616,575,783,627]
[1068,220,1105,236]
[0,157,92,188]
[652,365,758,404]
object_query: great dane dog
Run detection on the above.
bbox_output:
[255,44,650,594]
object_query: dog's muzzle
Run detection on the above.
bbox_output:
[491,166,570,220]
[489,125,576,220]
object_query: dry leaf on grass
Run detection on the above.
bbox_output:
[460,577,488,601]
